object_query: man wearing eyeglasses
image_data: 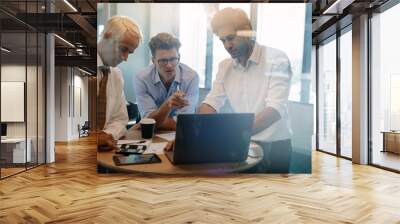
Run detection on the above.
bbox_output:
[134,33,199,130]
[97,16,142,151]
[198,8,293,173]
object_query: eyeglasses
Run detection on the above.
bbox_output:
[157,57,180,66]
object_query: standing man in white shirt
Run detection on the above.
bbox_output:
[198,8,293,173]
[97,16,142,151]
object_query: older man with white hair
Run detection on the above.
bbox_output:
[97,15,142,151]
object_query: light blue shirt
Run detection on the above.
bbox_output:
[134,63,199,118]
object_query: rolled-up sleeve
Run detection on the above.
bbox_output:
[264,55,292,118]
[134,74,158,118]
[179,74,199,114]
[202,61,228,112]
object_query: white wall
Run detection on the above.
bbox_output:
[55,67,69,141]
[1,64,46,164]
[54,67,89,141]
[1,65,40,137]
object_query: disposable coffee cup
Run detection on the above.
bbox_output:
[140,118,156,139]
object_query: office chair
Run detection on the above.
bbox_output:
[79,121,90,138]
[126,102,141,129]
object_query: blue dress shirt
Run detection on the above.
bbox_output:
[134,63,199,118]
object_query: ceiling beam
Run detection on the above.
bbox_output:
[55,55,96,71]
[66,13,97,47]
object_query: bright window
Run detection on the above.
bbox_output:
[371,3,400,170]
[257,4,306,102]
[179,3,207,87]
[318,37,337,154]
[340,29,352,158]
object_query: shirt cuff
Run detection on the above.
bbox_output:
[103,127,125,140]
[103,129,117,140]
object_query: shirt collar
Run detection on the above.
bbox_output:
[97,54,111,74]
[152,64,182,85]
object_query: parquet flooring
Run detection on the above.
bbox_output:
[1,167,26,178]
[1,136,400,223]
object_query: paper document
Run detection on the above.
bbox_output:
[144,142,167,155]
[156,132,175,141]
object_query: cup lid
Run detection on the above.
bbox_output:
[140,118,156,124]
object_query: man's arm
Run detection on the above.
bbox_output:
[198,103,217,114]
[102,71,129,140]
[134,72,188,130]
[253,53,292,135]
[252,107,281,135]
[154,73,200,130]
[148,91,189,130]
[148,100,176,130]
[97,131,118,151]
[199,60,229,114]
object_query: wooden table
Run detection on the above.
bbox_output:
[97,130,263,174]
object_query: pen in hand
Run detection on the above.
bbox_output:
[175,84,188,110]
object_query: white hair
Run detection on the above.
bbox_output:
[101,15,142,42]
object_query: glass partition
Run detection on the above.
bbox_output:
[317,37,337,155]
[0,31,28,177]
[0,0,46,179]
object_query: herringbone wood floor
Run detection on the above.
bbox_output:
[1,136,400,223]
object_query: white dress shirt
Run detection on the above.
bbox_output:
[97,53,128,140]
[203,43,292,142]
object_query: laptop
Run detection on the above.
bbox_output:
[166,113,254,164]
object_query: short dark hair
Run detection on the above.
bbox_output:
[148,33,181,57]
[211,7,252,35]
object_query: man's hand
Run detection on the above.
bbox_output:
[97,131,117,152]
[164,140,175,152]
[167,91,188,109]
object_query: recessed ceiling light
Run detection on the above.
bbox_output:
[78,67,92,76]
[322,0,354,15]
[63,0,78,12]
[1,47,11,53]
[54,34,75,48]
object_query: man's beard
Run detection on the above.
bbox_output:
[231,42,249,59]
